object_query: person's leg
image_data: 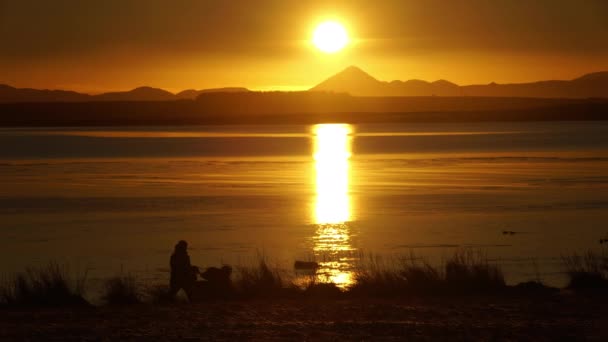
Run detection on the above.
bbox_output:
[168,286,179,298]
[184,284,196,302]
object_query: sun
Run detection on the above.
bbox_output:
[312,21,349,54]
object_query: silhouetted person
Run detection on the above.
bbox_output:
[169,240,198,299]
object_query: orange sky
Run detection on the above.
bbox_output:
[1,0,607,93]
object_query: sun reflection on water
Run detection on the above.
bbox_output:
[313,124,352,224]
[311,124,356,288]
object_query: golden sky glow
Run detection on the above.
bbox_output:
[1,1,607,92]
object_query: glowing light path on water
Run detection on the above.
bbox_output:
[313,124,352,224]
[311,124,355,288]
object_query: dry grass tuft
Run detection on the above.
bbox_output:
[0,263,89,308]
[562,250,608,291]
[444,250,505,294]
[101,274,142,306]
[350,254,407,296]
[349,250,505,296]
[399,257,444,294]
[234,256,287,298]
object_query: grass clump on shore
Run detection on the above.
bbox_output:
[297,274,344,298]
[349,250,505,297]
[350,254,408,297]
[0,263,89,308]
[399,257,443,294]
[234,256,287,298]
[444,250,505,294]
[3,249,578,307]
[101,274,142,306]
[562,250,608,291]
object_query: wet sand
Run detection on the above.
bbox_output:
[2,295,606,340]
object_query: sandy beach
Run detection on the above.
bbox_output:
[2,295,607,341]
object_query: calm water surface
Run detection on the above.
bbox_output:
[1,121,608,288]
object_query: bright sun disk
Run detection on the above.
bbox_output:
[313,21,349,54]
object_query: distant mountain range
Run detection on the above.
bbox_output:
[0,85,249,103]
[311,66,608,98]
[1,66,607,103]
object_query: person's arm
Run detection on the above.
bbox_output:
[187,255,201,275]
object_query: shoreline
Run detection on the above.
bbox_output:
[2,249,607,307]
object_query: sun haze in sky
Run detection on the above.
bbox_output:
[1,1,607,92]
[313,21,349,54]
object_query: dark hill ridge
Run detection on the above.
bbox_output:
[311,66,463,96]
[1,68,607,102]
[0,84,91,102]
[93,87,176,102]
[311,66,608,98]
[176,87,250,99]
[0,85,250,103]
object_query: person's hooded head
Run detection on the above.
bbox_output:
[174,240,188,254]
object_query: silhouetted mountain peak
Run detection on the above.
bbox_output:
[313,67,608,98]
[94,86,175,101]
[573,71,608,82]
[0,84,16,91]
[310,66,382,95]
[334,66,379,82]
[133,86,155,90]
[128,86,173,95]
[432,79,458,87]
[403,79,430,86]
[175,89,199,99]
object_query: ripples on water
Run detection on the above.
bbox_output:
[1,122,608,287]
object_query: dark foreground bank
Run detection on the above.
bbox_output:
[3,250,608,339]
[1,296,606,340]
